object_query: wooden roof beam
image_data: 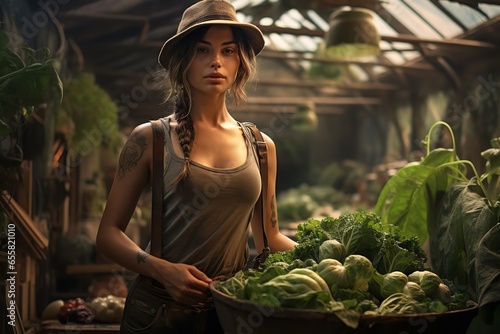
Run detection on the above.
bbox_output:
[255,78,401,91]
[259,50,434,71]
[257,26,499,50]
[247,96,381,106]
[59,12,148,24]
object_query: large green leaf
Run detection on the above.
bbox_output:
[429,181,494,290]
[375,149,466,244]
[476,223,500,307]
[482,140,500,203]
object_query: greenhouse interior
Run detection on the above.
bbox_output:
[1,0,500,333]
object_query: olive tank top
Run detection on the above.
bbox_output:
[157,116,261,279]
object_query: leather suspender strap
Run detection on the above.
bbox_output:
[243,122,270,269]
[150,120,164,258]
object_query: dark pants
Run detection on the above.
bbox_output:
[120,275,224,334]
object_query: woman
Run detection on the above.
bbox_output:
[96,0,296,332]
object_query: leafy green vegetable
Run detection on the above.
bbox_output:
[381,271,408,299]
[408,270,451,302]
[375,293,423,315]
[344,255,375,292]
[251,269,334,310]
[374,121,500,317]
[317,258,348,289]
[318,239,346,262]
[290,212,426,275]
[403,281,426,302]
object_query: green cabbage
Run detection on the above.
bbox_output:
[376,293,423,315]
[381,271,408,299]
[318,239,346,262]
[403,281,426,302]
[408,270,451,302]
[253,270,334,310]
[317,258,348,289]
[344,255,375,292]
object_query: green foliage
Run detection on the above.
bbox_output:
[403,282,426,302]
[343,255,375,292]
[291,212,426,275]
[59,73,120,154]
[276,184,349,221]
[375,293,425,315]
[318,239,346,262]
[481,137,500,203]
[381,271,408,299]
[374,121,500,312]
[0,30,63,161]
[408,270,451,303]
[375,147,467,244]
[276,189,318,221]
[317,258,347,289]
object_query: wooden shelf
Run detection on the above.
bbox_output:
[66,264,123,275]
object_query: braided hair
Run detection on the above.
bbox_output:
[160,25,257,185]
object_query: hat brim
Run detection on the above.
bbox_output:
[158,20,265,68]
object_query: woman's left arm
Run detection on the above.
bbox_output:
[251,133,297,253]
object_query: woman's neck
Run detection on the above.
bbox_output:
[190,93,233,126]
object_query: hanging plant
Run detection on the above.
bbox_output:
[58,73,120,162]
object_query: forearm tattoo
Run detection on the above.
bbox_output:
[270,194,277,228]
[136,250,150,264]
[118,133,148,180]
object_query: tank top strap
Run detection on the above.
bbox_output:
[158,116,174,151]
[238,121,260,167]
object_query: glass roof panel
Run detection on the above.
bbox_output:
[404,0,463,37]
[276,12,302,29]
[231,0,251,10]
[383,51,407,65]
[269,33,293,51]
[306,10,330,31]
[479,4,500,18]
[400,51,421,61]
[440,1,488,28]
[382,0,442,38]
[373,14,399,37]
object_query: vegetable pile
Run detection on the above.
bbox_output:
[217,212,473,328]
[375,122,500,329]
[58,298,95,324]
[45,295,126,324]
[264,211,427,275]
[89,295,126,323]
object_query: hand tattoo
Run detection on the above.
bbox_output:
[118,133,147,180]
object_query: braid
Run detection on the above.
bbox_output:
[173,92,194,185]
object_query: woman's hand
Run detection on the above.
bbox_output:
[152,258,213,305]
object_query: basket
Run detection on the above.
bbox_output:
[209,281,478,334]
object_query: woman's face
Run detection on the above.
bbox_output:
[186,25,241,97]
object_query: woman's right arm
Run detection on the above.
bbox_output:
[96,123,158,277]
[95,123,212,304]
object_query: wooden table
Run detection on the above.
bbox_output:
[41,320,120,334]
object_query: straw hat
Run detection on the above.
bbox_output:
[158,0,265,68]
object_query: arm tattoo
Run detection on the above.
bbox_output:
[118,133,148,180]
[136,250,150,264]
[270,194,278,228]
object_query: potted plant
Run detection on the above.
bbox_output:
[0,30,63,191]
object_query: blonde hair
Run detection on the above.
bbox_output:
[158,25,257,185]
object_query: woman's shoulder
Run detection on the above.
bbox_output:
[128,122,154,140]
